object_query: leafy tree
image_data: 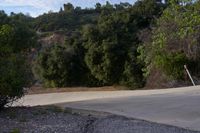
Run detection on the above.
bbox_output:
[75,7,82,12]
[33,1,165,88]
[0,12,36,108]
[33,7,99,32]
[0,25,14,54]
[34,45,81,87]
[82,0,164,87]
[0,11,9,25]
[120,47,145,88]
[95,3,102,12]
[83,17,128,84]
[64,3,74,13]
[33,32,102,87]
[138,0,200,80]
[0,24,33,108]
[0,55,31,108]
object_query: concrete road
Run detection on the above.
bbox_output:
[16,86,200,131]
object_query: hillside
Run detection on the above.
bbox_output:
[33,10,99,32]
[1,0,200,108]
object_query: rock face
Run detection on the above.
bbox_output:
[0,107,199,133]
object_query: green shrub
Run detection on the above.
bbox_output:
[139,1,200,81]
[154,52,189,79]
[33,45,88,87]
[120,49,144,88]
[0,15,35,108]
[0,55,31,108]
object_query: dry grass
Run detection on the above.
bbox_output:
[27,86,129,95]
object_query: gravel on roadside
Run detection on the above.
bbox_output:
[0,106,199,133]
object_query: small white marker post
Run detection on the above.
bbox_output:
[184,65,195,86]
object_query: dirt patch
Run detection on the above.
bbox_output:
[27,86,128,95]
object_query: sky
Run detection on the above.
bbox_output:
[0,0,136,17]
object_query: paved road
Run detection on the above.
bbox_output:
[16,86,200,131]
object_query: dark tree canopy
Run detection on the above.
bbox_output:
[0,12,35,108]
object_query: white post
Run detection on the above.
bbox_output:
[184,65,195,86]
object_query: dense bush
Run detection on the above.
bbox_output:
[0,12,35,108]
[33,7,99,32]
[33,0,165,88]
[120,49,145,88]
[33,45,84,87]
[0,55,31,108]
[33,32,103,87]
[138,0,200,80]
[82,0,163,87]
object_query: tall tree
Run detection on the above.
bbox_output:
[0,15,35,108]
[64,3,74,13]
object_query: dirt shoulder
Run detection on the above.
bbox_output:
[27,86,129,95]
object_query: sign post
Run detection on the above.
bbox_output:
[184,65,195,86]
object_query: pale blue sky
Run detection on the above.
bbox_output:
[0,0,136,17]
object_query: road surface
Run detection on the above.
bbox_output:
[15,86,200,131]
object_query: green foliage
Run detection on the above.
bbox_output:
[0,11,9,25]
[33,6,99,32]
[34,44,98,87]
[0,55,31,107]
[84,39,125,84]
[154,52,189,79]
[33,1,165,33]
[64,3,74,13]
[120,47,145,88]
[0,1,169,91]
[0,13,35,108]
[83,15,131,84]
[138,0,200,80]
[34,1,165,88]
[82,0,164,87]
[3,1,200,90]
[0,25,14,54]
[33,45,81,87]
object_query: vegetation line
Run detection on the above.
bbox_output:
[1,0,200,108]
